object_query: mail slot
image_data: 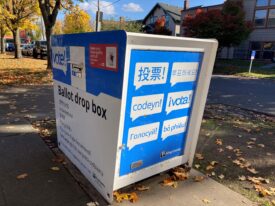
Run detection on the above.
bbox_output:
[51,31,218,203]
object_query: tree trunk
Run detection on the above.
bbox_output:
[45,27,52,69]
[13,28,22,59]
[0,26,5,54]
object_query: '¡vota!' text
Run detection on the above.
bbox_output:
[58,85,107,120]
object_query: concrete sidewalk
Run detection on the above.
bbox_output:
[0,86,90,206]
[0,85,255,206]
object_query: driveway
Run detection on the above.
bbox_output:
[208,75,275,115]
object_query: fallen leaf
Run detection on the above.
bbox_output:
[271,200,275,205]
[52,155,65,163]
[206,165,214,171]
[226,145,233,150]
[51,166,60,171]
[113,191,129,203]
[250,138,257,141]
[247,168,259,174]
[162,177,178,188]
[266,153,272,156]
[16,173,28,180]
[129,192,138,203]
[215,139,222,145]
[135,185,150,191]
[237,135,242,138]
[211,172,216,176]
[202,198,211,204]
[205,133,211,137]
[238,176,246,181]
[232,159,242,166]
[194,164,200,169]
[257,144,265,148]
[218,174,225,179]
[173,170,189,181]
[247,145,253,149]
[210,161,218,166]
[194,176,205,182]
[237,157,246,162]
[217,148,224,153]
[246,141,255,145]
[254,185,272,197]
[195,153,204,160]
[248,176,261,184]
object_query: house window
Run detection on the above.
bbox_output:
[150,16,157,24]
[256,0,268,6]
[270,0,275,5]
[165,15,169,27]
[268,9,275,26]
[254,10,267,27]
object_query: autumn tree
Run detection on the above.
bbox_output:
[53,20,63,34]
[38,0,72,69]
[0,0,38,58]
[183,0,252,49]
[63,6,92,34]
[0,8,9,53]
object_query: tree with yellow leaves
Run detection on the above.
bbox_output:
[63,7,93,34]
[0,0,39,58]
[0,9,10,53]
[53,20,63,35]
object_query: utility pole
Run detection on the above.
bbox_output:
[96,0,101,32]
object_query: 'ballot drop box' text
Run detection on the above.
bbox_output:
[52,31,218,203]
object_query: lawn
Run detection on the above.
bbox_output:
[0,53,52,85]
[196,104,275,206]
[214,59,275,79]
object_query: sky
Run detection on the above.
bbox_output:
[58,0,224,21]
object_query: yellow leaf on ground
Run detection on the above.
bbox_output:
[250,138,257,141]
[217,148,224,153]
[215,139,222,145]
[194,176,205,182]
[206,165,214,171]
[173,170,189,181]
[195,153,204,160]
[211,172,216,176]
[247,168,259,174]
[271,200,275,205]
[238,176,246,181]
[113,191,129,203]
[194,164,201,169]
[51,166,60,171]
[254,185,272,197]
[218,174,225,179]
[247,145,253,149]
[16,173,28,180]
[202,198,211,204]
[129,192,138,203]
[257,144,265,148]
[226,145,233,150]
[135,185,150,191]
[162,177,178,188]
[247,141,255,145]
[210,161,218,166]
[232,159,242,166]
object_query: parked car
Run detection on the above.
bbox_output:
[33,41,47,59]
[22,44,34,56]
[6,43,15,51]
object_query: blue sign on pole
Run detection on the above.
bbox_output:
[251,50,256,60]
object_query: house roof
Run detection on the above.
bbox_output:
[183,3,224,12]
[143,2,182,24]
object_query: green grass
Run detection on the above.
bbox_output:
[214,59,275,79]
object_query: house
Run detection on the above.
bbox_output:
[180,0,275,61]
[143,2,182,36]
